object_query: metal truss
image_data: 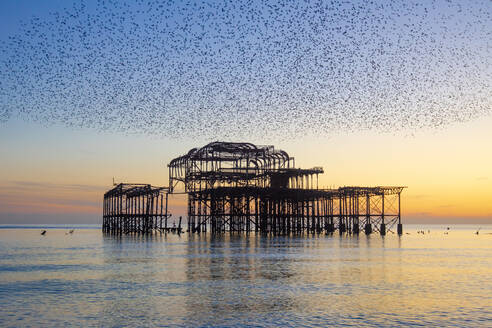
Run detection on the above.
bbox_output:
[103,183,172,234]
[168,142,406,235]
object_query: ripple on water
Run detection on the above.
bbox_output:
[0,226,491,327]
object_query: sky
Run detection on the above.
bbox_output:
[0,0,491,224]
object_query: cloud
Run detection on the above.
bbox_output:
[4,181,106,193]
[0,193,99,207]
[408,212,432,216]
[408,194,430,200]
[0,181,104,218]
[0,212,100,224]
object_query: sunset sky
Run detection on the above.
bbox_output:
[0,0,490,224]
[1,116,491,224]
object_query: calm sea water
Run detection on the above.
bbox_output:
[0,224,491,327]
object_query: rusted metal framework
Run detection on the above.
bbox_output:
[168,142,405,235]
[103,183,170,234]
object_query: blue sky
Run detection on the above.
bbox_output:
[1,0,490,138]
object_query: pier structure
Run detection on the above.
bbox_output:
[168,142,405,235]
[103,183,172,234]
[102,141,404,235]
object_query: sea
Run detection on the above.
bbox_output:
[0,224,490,327]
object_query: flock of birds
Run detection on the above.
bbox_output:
[1,0,490,139]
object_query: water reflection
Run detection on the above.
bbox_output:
[183,233,299,324]
[0,227,490,327]
[95,230,491,326]
[99,233,183,326]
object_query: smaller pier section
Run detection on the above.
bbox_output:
[103,183,171,234]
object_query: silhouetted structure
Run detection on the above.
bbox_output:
[168,142,404,235]
[103,183,171,234]
[104,142,405,235]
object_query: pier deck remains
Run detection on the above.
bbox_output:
[103,183,172,234]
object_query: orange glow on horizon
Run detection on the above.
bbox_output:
[1,117,491,223]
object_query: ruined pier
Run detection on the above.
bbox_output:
[103,142,405,235]
[103,183,172,234]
